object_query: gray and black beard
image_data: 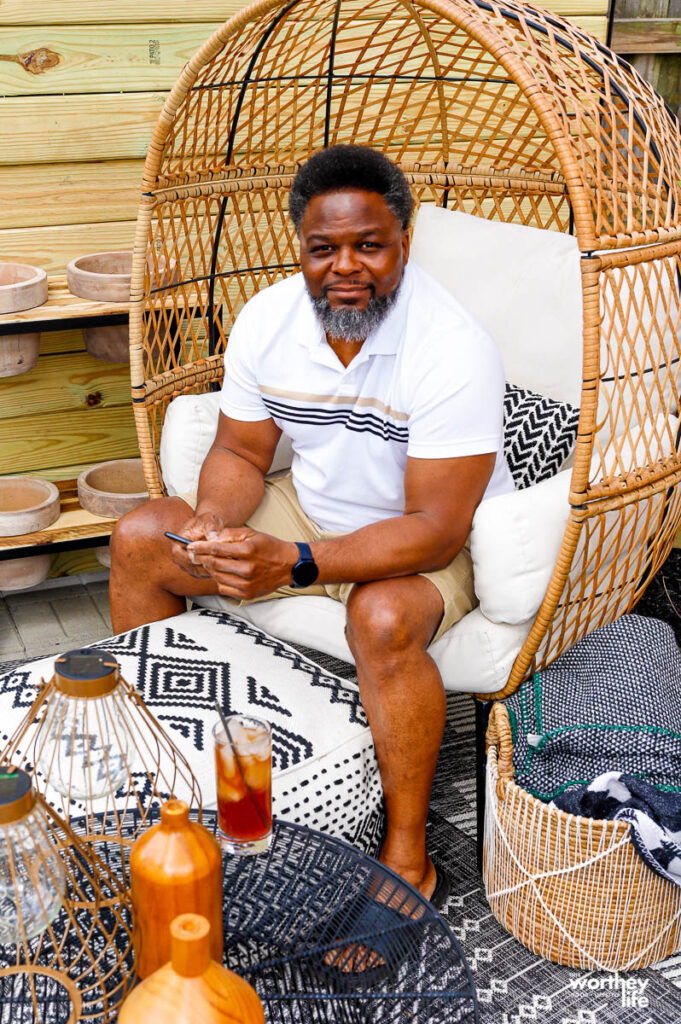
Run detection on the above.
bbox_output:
[309,279,402,342]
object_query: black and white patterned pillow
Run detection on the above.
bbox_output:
[504,383,579,489]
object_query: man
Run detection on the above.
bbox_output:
[110,145,513,906]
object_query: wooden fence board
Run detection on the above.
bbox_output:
[0,24,222,96]
[612,18,681,52]
[40,331,86,356]
[0,353,132,421]
[0,0,609,25]
[0,405,139,475]
[0,1,251,26]
[39,461,123,482]
[0,161,144,230]
[0,221,138,273]
[0,94,165,166]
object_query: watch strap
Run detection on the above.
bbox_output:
[294,541,313,563]
[291,541,319,588]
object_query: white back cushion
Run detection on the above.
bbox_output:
[410,205,583,407]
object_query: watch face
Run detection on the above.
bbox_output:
[292,558,319,587]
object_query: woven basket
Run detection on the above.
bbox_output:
[483,702,681,971]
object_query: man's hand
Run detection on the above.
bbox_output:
[189,528,298,600]
[167,511,225,579]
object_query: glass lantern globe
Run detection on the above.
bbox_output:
[34,649,137,801]
[0,768,64,946]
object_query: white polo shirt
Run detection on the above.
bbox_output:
[221,261,514,533]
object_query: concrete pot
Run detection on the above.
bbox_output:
[0,477,60,537]
[0,263,48,378]
[0,554,51,592]
[67,251,132,363]
[66,252,177,364]
[77,459,148,519]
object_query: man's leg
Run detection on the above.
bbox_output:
[109,497,221,633]
[344,575,447,901]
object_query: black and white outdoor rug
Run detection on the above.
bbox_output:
[277,555,681,1024]
[0,548,679,1024]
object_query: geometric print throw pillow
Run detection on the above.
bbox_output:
[503,382,580,490]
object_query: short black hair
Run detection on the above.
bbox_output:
[289,145,413,232]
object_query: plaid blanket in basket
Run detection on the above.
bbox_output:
[506,614,681,801]
[552,771,681,885]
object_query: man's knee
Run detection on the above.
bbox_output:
[110,497,183,565]
[345,581,433,661]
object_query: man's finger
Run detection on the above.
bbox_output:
[215,575,255,598]
[195,555,254,579]
[191,539,252,559]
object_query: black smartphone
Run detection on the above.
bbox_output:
[164,530,192,546]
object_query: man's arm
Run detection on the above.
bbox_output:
[311,452,494,582]
[170,410,281,577]
[189,451,495,598]
[192,410,282,527]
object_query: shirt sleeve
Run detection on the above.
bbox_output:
[406,324,505,459]
[220,303,272,422]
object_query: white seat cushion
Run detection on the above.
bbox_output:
[193,593,532,694]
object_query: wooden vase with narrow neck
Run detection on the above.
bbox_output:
[130,800,223,978]
[118,914,265,1023]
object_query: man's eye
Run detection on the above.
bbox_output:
[360,242,380,250]
[311,245,332,254]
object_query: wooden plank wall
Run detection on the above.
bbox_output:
[0,0,610,575]
[611,0,681,119]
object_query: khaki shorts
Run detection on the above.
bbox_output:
[182,472,475,643]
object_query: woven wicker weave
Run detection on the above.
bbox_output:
[129,0,681,700]
[483,702,681,970]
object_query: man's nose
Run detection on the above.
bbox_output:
[332,245,362,275]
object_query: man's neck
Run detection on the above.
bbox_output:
[325,333,366,368]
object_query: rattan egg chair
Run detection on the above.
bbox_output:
[129,0,681,705]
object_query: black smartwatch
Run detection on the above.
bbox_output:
[291,542,319,588]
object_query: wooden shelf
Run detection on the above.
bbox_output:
[0,480,117,560]
[0,275,129,336]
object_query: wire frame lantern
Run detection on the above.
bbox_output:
[1,648,201,878]
[0,766,134,1023]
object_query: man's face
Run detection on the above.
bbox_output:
[298,189,409,311]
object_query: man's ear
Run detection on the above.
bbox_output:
[402,227,410,264]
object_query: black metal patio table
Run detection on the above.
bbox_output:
[3,812,479,1023]
[215,815,478,1023]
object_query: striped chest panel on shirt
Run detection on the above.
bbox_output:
[259,385,409,444]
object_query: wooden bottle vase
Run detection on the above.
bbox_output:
[130,799,223,978]
[118,914,265,1023]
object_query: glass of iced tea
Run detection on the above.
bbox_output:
[213,714,272,855]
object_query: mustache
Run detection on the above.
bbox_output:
[322,282,375,297]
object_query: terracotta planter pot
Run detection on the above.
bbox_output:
[0,477,60,537]
[0,263,48,378]
[77,458,148,519]
[0,554,51,592]
[66,250,132,303]
[66,251,132,363]
[66,251,177,364]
